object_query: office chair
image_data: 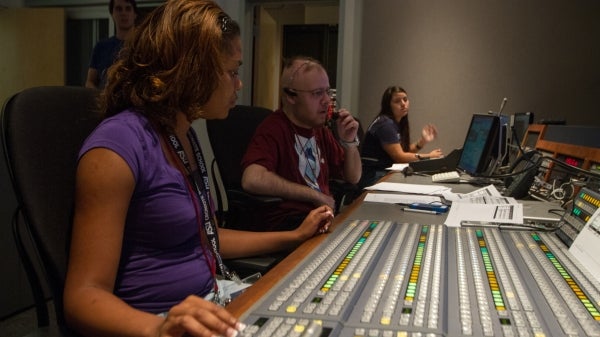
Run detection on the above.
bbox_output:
[2,86,102,336]
[206,105,283,229]
[206,105,283,277]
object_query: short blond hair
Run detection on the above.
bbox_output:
[280,56,324,90]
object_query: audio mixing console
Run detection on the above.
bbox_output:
[237,219,600,337]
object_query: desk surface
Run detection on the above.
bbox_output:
[226,172,562,317]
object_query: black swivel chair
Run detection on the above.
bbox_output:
[206,105,282,229]
[2,86,102,336]
[206,105,283,277]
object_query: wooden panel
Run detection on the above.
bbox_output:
[0,8,65,107]
[522,124,546,150]
[524,124,600,182]
[535,139,600,171]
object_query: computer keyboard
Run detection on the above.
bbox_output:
[431,171,461,183]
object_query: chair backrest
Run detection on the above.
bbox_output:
[206,105,273,221]
[1,86,102,331]
[207,105,273,190]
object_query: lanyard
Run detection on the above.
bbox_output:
[165,129,239,285]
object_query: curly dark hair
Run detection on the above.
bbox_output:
[102,0,240,134]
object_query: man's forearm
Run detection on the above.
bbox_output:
[243,167,320,203]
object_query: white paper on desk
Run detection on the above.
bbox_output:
[441,184,502,202]
[365,182,451,195]
[569,208,600,284]
[444,201,524,227]
[460,195,518,205]
[386,163,409,171]
[364,192,442,205]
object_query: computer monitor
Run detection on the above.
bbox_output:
[456,114,500,176]
[512,112,534,146]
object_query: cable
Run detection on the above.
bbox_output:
[480,150,543,180]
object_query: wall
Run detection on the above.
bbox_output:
[358,0,600,153]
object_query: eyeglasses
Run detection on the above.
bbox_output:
[286,87,332,100]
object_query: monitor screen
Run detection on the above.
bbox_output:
[457,114,500,176]
[512,112,534,146]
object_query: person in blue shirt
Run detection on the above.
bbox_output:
[85,0,138,89]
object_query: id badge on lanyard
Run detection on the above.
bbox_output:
[165,130,241,304]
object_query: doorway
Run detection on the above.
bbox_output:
[250,2,339,110]
[282,24,338,88]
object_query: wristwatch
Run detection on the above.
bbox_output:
[340,136,360,148]
[415,153,422,160]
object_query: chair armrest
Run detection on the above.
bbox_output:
[330,179,361,197]
[329,179,361,213]
[227,189,282,207]
[225,254,284,279]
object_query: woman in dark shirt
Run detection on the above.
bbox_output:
[360,86,443,187]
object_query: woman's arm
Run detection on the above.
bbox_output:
[383,123,443,162]
[382,142,422,162]
[64,148,165,337]
[384,142,444,162]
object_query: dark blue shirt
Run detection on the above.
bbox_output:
[359,115,401,187]
[89,36,123,88]
[361,115,401,170]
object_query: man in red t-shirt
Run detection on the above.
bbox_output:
[241,56,362,231]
